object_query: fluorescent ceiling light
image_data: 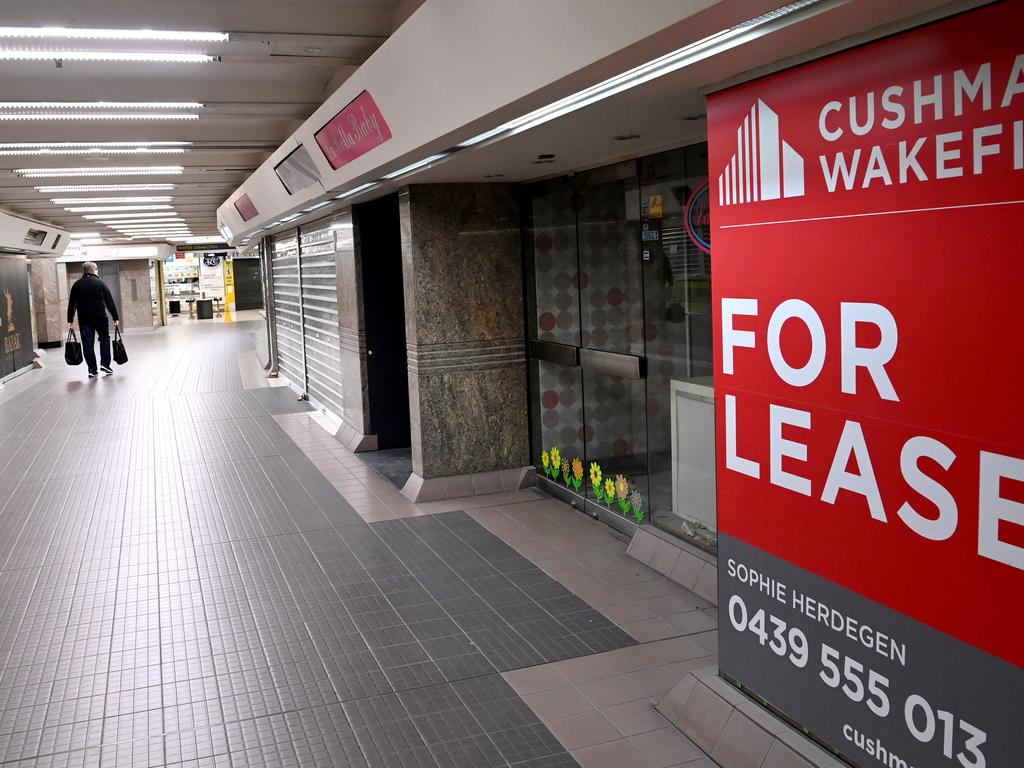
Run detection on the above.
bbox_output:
[333,182,376,200]
[0,52,215,63]
[0,114,198,121]
[17,166,184,177]
[86,211,183,219]
[107,219,188,225]
[0,102,202,109]
[7,142,190,148]
[117,226,191,231]
[51,196,173,204]
[77,238,104,245]
[97,221,187,228]
[67,204,173,212]
[0,27,228,42]
[35,183,177,192]
[458,0,828,151]
[68,232,101,239]
[0,147,186,156]
[381,154,448,181]
[111,222,187,228]
[65,202,172,211]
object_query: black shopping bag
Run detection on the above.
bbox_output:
[113,327,128,365]
[64,329,83,366]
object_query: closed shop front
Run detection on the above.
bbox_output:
[268,220,345,421]
[298,224,344,418]
[270,233,304,391]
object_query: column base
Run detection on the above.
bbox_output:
[657,667,844,768]
[401,466,536,503]
[627,527,719,606]
[337,421,378,453]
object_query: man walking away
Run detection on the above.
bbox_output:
[67,261,119,378]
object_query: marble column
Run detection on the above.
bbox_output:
[333,209,376,451]
[29,258,65,347]
[398,183,532,501]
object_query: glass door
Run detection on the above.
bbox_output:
[526,165,649,527]
[526,143,717,550]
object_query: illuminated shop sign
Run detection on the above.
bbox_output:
[233,193,258,222]
[709,4,1023,767]
[685,181,711,254]
[314,90,392,171]
[274,144,320,194]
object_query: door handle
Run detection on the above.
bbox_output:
[580,348,644,380]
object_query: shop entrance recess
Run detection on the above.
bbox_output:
[525,145,715,550]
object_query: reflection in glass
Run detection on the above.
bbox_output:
[577,165,644,356]
[529,359,584,479]
[583,367,648,512]
[641,145,716,551]
[525,183,580,348]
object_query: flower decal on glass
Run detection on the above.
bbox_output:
[561,460,571,486]
[571,458,584,491]
[615,474,630,515]
[549,447,561,479]
[629,489,644,523]
[541,450,550,476]
[604,478,615,507]
[590,462,603,500]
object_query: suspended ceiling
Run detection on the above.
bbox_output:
[0,0,420,245]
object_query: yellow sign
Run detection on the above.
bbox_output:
[224,261,235,302]
[223,260,235,321]
[649,194,663,219]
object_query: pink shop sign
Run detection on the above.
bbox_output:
[314,91,392,171]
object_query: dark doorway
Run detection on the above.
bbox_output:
[233,258,264,310]
[356,193,411,453]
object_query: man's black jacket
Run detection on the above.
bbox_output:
[67,273,120,325]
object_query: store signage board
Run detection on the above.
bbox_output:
[233,194,258,222]
[314,90,392,171]
[0,256,32,377]
[274,145,320,194]
[709,4,1023,767]
[199,254,225,300]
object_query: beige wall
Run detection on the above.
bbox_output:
[63,259,154,330]
[117,260,154,329]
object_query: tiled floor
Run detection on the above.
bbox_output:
[0,320,721,767]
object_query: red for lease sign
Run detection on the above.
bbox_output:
[711,4,1023,765]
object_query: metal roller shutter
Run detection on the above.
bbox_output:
[298,225,344,418]
[271,233,305,391]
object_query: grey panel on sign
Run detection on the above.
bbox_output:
[718,533,1021,768]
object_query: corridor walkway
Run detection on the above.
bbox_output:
[0,321,717,768]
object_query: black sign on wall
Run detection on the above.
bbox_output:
[0,256,34,378]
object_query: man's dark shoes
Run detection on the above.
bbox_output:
[88,370,98,378]
[100,366,114,375]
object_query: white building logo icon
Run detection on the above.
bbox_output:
[719,99,804,206]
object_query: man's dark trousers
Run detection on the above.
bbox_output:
[80,318,111,374]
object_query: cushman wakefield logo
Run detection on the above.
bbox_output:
[721,55,1024,207]
[719,99,805,206]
